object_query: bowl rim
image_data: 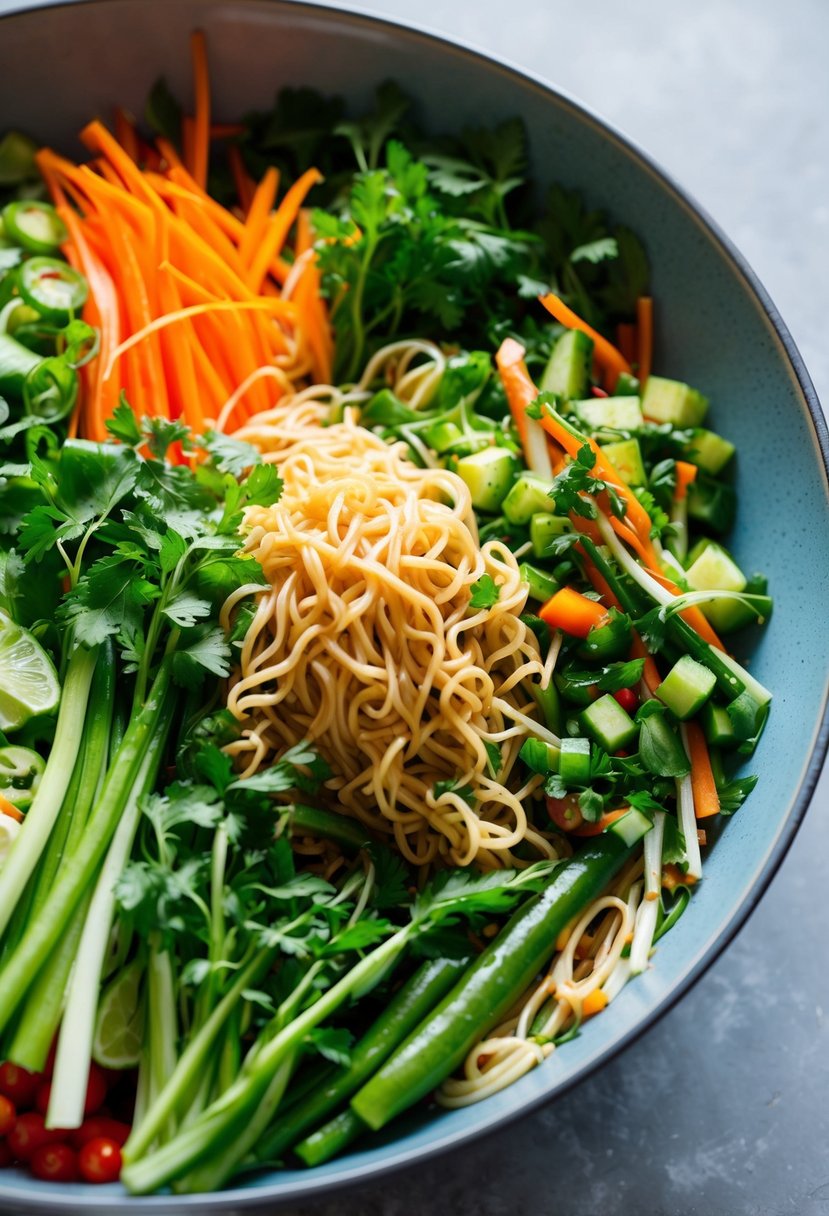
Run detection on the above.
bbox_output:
[0,0,827,1210]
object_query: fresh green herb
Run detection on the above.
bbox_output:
[469,574,500,610]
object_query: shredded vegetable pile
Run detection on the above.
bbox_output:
[0,31,771,1194]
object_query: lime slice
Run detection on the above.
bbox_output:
[0,611,60,731]
[93,959,146,1069]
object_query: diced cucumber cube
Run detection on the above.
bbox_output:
[455,447,518,513]
[581,694,638,752]
[642,375,709,427]
[684,428,736,475]
[519,563,559,603]
[700,701,737,748]
[423,419,464,453]
[541,328,593,398]
[559,737,591,782]
[574,396,644,432]
[519,737,560,774]
[614,372,641,397]
[530,512,573,559]
[600,437,646,486]
[655,655,716,720]
[687,477,736,534]
[502,472,556,525]
[685,541,748,633]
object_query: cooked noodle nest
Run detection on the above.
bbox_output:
[222,383,560,870]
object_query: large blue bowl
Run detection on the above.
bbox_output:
[0,0,827,1210]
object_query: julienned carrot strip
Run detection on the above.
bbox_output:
[246,168,323,291]
[228,144,256,213]
[647,569,725,652]
[0,794,24,824]
[239,167,279,266]
[684,721,720,819]
[79,121,166,215]
[572,809,630,838]
[636,296,653,385]
[103,299,297,381]
[536,408,660,568]
[538,292,631,390]
[539,587,608,639]
[156,272,200,433]
[114,108,140,163]
[616,322,637,365]
[156,136,184,171]
[495,336,530,448]
[50,200,121,442]
[190,31,211,191]
[674,460,697,501]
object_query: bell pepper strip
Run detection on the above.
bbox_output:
[636,296,653,384]
[538,292,631,391]
[683,720,721,819]
[539,587,608,639]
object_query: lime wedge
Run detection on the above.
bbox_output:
[0,611,60,731]
[93,959,146,1069]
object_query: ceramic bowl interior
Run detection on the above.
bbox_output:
[0,0,827,1210]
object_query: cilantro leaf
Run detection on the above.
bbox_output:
[716,773,758,816]
[306,1027,353,1068]
[469,574,500,610]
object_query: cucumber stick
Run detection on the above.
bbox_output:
[351,819,649,1132]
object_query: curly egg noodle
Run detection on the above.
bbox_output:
[220,374,560,870]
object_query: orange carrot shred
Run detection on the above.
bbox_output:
[538,292,631,390]
[636,296,653,384]
[190,31,211,190]
[685,721,721,819]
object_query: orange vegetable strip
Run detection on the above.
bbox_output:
[636,296,653,384]
[49,199,122,441]
[616,322,637,364]
[684,721,721,820]
[581,988,609,1016]
[156,136,184,171]
[182,117,196,178]
[114,108,140,163]
[158,261,221,307]
[156,272,200,430]
[228,144,256,214]
[674,460,697,501]
[103,300,296,381]
[572,810,630,839]
[246,168,323,291]
[239,166,279,265]
[0,794,24,824]
[190,31,211,190]
[79,121,166,215]
[538,292,631,389]
[536,408,659,567]
[209,122,245,140]
[539,587,608,639]
[495,336,530,448]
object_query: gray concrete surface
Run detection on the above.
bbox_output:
[289,1,828,1214]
